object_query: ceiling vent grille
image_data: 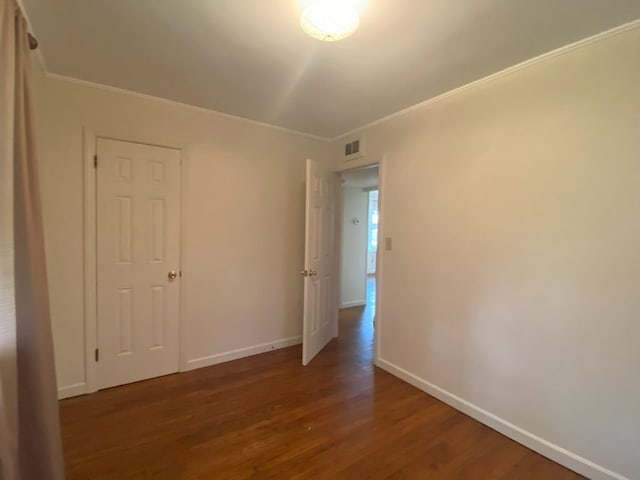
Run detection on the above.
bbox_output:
[343,136,365,163]
[345,139,360,156]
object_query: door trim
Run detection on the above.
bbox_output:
[373,156,386,364]
[82,128,185,394]
[83,129,98,393]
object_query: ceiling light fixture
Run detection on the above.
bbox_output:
[300,0,360,42]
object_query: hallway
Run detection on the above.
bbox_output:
[59,280,583,479]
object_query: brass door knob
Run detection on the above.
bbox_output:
[301,269,309,277]
[168,270,178,280]
[309,270,317,277]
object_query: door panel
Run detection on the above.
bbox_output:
[96,138,181,389]
[302,159,339,366]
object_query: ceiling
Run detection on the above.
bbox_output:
[342,165,378,188]
[22,0,640,139]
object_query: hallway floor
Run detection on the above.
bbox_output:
[59,281,583,479]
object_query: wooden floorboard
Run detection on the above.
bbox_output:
[60,280,584,479]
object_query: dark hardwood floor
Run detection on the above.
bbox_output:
[60,279,583,479]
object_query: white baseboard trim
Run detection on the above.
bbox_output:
[185,336,302,371]
[57,382,87,400]
[340,300,366,308]
[375,358,629,480]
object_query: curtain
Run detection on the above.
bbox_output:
[0,1,65,478]
[0,0,19,476]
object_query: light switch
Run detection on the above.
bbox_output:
[385,237,392,251]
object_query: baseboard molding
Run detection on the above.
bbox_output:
[185,336,302,371]
[340,300,366,309]
[58,382,87,400]
[375,358,629,480]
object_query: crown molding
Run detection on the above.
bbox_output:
[332,18,640,141]
[43,72,331,142]
[23,4,640,144]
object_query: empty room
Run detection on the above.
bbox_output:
[1,0,639,479]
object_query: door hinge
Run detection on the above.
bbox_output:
[93,154,98,168]
[94,348,99,362]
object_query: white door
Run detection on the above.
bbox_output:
[96,138,181,389]
[302,159,339,365]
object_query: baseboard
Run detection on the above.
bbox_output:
[185,336,302,371]
[58,382,87,400]
[340,300,366,308]
[375,358,629,480]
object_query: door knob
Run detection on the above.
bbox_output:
[309,270,317,277]
[168,270,178,280]
[301,270,309,277]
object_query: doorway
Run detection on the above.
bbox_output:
[339,165,379,340]
[300,161,380,367]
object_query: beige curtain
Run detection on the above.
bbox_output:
[0,0,19,477]
[0,1,65,478]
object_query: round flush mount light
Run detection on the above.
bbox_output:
[300,1,360,42]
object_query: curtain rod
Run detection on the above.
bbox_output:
[28,32,38,50]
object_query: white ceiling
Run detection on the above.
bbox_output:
[342,165,378,188]
[23,0,640,139]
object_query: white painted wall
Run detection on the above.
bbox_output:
[31,70,331,397]
[335,26,640,480]
[340,187,368,308]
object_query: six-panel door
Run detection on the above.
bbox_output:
[302,158,339,366]
[96,138,181,389]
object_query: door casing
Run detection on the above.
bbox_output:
[83,128,187,394]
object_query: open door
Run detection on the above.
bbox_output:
[302,159,339,365]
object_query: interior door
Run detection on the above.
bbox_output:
[96,138,181,389]
[302,159,339,365]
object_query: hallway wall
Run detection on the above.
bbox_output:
[340,187,368,308]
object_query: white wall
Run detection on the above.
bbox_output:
[340,187,368,308]
[336,26,640,480]
[31,71,331,397]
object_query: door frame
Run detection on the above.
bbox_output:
[82,128,187,394]
[334,156,386,364]
[373,156,386,363]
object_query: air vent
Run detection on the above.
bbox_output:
[344,139,361,156]
[342,136,365,164]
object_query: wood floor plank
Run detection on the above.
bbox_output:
[60,281,584,479]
